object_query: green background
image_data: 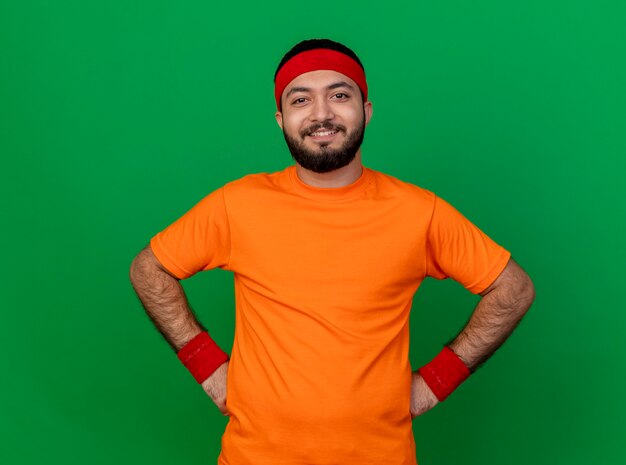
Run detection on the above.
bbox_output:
[1,0,624,463]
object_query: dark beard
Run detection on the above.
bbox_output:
[282,111,366,174]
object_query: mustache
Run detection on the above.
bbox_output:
[302,123,346,136]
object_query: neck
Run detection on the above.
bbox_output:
[295,151,364,188]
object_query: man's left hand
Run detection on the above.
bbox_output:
[410,371,439,419]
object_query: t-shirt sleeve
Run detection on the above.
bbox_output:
[149,186,232,279]
[425,194,511,294]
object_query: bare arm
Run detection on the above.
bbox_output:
[411,256,535,417]
[448,256,536,372]
[129,244,230,415]
[129,244,205,351]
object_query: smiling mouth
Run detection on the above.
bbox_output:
[308,129,339,140]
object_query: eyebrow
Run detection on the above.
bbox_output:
[285,81,355,99]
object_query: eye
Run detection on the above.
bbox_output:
[292,97,307,105]
[333,92,349,99]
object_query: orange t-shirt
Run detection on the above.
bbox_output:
[150,164,511,465]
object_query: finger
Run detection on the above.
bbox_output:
[220,401,230,416]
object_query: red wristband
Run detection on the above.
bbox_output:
[418,346,471,402]
[177,331,230,384]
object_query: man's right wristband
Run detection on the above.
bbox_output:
[177,331,230,384]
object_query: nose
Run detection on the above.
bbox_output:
[309,96,335,123]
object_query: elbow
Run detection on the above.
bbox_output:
[129,248,149,286]
[518,273,536,312]
[129,245,179,285]
[129,254,141,286]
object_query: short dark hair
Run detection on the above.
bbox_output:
[274,38,365,108]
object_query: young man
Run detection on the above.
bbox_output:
[130,38,535,465]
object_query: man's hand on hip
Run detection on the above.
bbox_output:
[201,361,230,417]
[410,371,439,419]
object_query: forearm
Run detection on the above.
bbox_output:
[448,276,535,372]
[129,248,204,351]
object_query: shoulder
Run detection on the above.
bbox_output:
[227,166,289,188]
[367,167,437,205]
[220,166,291,203]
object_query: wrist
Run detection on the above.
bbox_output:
[177,331,230,384]
[417,346,471,402]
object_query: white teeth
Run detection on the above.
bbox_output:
[311,130,337,137]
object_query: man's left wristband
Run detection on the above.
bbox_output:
[418,346,471,402]
[177,331,230,384]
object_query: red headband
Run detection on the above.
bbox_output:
[274,48,368,111]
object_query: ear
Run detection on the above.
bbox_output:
[275,110,283,130]
[363,100,373,127]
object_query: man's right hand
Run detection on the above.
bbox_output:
[201,361,230,416]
